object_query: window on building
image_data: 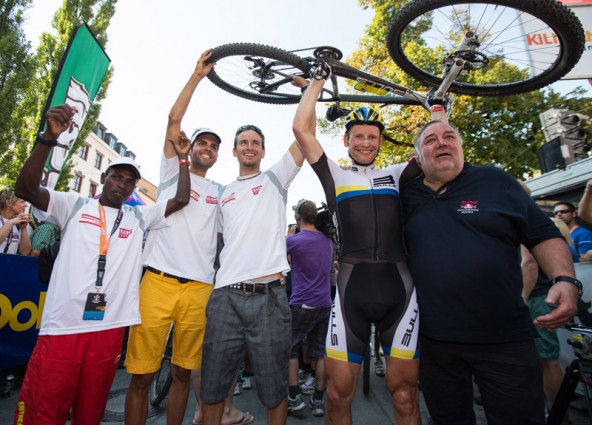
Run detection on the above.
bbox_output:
[73,175,83,193]
[88,182,98,198]
[94,152,103,170]
[118,146,127,156]
[79,144,89,160]
[108,135,117,150]
[96,127,105,140]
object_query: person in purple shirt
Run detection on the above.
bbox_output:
[286,199,333,417]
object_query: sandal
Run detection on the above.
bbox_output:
[375,358,386,377]
[231,411,254,425]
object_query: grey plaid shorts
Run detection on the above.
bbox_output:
[201,284,291,407]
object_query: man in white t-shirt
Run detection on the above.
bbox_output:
[125,49,250,425]
[200,118,307,424]
[13,104,191,425]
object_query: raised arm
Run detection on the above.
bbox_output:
[293,77,325,164]
[14,105,76,211]
[164,49,216,158]
[18,219,31,255]
[164,131,192,217]
[578,179,592,223]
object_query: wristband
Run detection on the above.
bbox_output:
[551,275,583,297]
[179,159,190,166]
[36,132,58,147]
[430,105,445,112]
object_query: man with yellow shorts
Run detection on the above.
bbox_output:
[124,49,236,425]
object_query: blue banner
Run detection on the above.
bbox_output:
[0,254,46,370]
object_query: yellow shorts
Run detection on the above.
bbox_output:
[125,269,213,374]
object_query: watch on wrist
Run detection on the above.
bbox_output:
[35,132,58,147]
[551,275,583,297]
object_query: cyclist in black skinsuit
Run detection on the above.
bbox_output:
[293,74,422,425]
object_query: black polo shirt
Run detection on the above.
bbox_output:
[402,163,561,343]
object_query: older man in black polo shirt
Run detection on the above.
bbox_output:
[401,120,580,425]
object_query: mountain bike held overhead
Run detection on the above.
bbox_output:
[205,0,585,120]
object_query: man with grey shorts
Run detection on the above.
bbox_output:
[200,120,306,424]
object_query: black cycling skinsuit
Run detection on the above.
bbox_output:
[311,153,419,363]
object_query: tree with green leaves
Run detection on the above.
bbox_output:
[320,0,591,178]
[0,0,116,190]
[0,0,34,187]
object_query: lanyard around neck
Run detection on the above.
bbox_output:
[96,204,123,289]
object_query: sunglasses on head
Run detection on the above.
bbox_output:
[554,209,574,216]
[235,124,264,138]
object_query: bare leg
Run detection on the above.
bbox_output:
[541,358,569,425]
[325,356,360,425]
[313,357,325,391]
[384,356,421,425]
[166,364,191,425]
[125,372,155,425]
[288,358,300,387]
[267,398,288,425]
[203,401,225,425]
[221,373,253,425]
[192,370,202,424]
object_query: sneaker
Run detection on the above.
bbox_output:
[241,376,252,390]
[287,394,306,413]
[309,397,325,417]
[299,375,316,395]
[233,382,241,396]
[298,369,310,384]
[374,358,385,377]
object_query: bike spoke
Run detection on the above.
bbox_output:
[387,0,585,96]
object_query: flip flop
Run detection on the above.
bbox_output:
[232,411,254,425]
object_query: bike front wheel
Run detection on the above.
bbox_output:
[386,0,585,96]
[207,43,312,105]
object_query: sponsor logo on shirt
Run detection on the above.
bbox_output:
[372,175,395,188]
[118,228,132,239]
[221,192,236,206]
[206,195,218,205]
[79,213,100,227]
[190,190,200,202]
[252,185,262,196]
[458,200,479,214]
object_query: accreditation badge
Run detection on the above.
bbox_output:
[82,292,107,320]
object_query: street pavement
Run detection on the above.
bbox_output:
[1,360,590,424]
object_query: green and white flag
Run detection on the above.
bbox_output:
[39,23,111,189]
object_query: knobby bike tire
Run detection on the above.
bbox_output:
[149,332,174,406]
[386,0,585,96]
[207,43,312,105]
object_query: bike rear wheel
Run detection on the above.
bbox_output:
[386,0,585,96]
[149,330,173,406]
[207,43,312,104]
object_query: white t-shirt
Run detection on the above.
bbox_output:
[0,216,20,255]
[215,151,300,288]
[142,154,222,283]
[34,190,168,335]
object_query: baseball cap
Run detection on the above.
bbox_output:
[106,157,141,180]
[191,128,222,146]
